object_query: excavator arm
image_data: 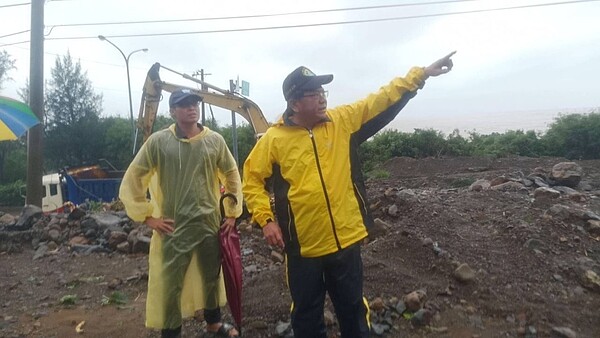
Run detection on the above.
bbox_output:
[136,63,269,148]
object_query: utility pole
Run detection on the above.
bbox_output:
[192,69,210,125]
[229,78,239,165]
[26,0,44,207]
[200,69,207,125]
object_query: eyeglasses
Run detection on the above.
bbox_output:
[302,90,328,99]
[175,100,200,108]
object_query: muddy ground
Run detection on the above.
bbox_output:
[1,156,600,338]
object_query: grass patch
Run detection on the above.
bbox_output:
[101,291,128,306]
[60,294,78,305]
[367,168,390,180]
[448,177,476,188]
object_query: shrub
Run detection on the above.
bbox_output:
[366,168,390,180]
[542,111,600,159]
[0,180,25,206]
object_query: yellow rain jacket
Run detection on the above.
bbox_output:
[119,124,242,329]
[243,67,426,258]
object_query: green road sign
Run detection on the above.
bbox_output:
[241,80,249,96]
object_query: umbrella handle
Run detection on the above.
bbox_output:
[219,192,238,220]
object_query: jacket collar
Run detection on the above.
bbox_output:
[280,107,331,127]
[174,123,204,139]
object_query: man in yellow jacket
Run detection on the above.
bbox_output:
[120,89,241,338]
[243,52,455,338]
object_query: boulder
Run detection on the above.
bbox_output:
[550,162,583,188]
[7,205,42,231]
[532,187,561,207]
[469,179,490,191]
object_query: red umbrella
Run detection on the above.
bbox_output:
[219,193,243,334]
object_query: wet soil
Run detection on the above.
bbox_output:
[1,156,600,338]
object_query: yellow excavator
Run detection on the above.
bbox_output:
[135,63,270,151]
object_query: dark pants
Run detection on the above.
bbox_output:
[286,243,370,338]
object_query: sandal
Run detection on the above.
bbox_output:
[205,322,240,337]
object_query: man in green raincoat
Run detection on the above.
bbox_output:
[120,89,242,338]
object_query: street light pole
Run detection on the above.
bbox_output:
[98,35,148,155]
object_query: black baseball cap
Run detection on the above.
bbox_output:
[282,66,333,101]
[169,88,202,108]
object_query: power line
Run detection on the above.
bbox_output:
[47,0,600,40]
[0,0,81,41]
[0,1,463,43]
[0,30,30,39]
[46,0,482,28]
[0,2,29,9]
[7,44,148,72]
[7,0,478,39]
[2,0,599,47]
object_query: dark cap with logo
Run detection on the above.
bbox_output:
[169,88,203,108]
[282,66,333,101]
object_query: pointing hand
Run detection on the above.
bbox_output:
[425,51,456,77]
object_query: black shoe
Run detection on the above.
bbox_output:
[161,326,182,338]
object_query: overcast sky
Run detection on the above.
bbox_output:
[1,0,599,135]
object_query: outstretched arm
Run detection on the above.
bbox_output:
[330,51,456,133]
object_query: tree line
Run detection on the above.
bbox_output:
[0,50,599,205]
[359,111,600,174]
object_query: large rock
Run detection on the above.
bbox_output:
[369,218,390,238]
[587,220,600,236]
[69,235,89,246]
[0,213,16,226]
[533,187,560,199]
[543,204,600,226]
[90,212,122,232]
[550,162,583,188]
[532,187,561,208]
[580,270,600,293]
[67,207,87,221]
[403,290,426,312]
[387,204,399,217]
[108,230,128,249]
[397,189,418,204]
[469,179,490,191]
[7,205,42,231]
[453,263,476,283]
[116,241,130,253]
[551,327,577,338]
[489,176,509,187]
[531,176,550,188]
[129,229,151,254]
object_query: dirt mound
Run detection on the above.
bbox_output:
[1,156,600,337]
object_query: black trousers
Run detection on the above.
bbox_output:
[286,243,370,338]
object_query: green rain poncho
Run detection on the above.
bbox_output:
[119,124,242,329]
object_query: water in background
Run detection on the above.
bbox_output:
[390,107,597,136]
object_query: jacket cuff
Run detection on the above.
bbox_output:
[409,66,427,89]
[256,215,274,228]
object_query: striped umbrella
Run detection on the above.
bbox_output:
[0,96,41,141]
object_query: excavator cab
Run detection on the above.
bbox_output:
[135,63,270,152]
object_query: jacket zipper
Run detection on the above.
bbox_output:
[354,183,369,215]
[308,129,341,250]
[287,204,293,241]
